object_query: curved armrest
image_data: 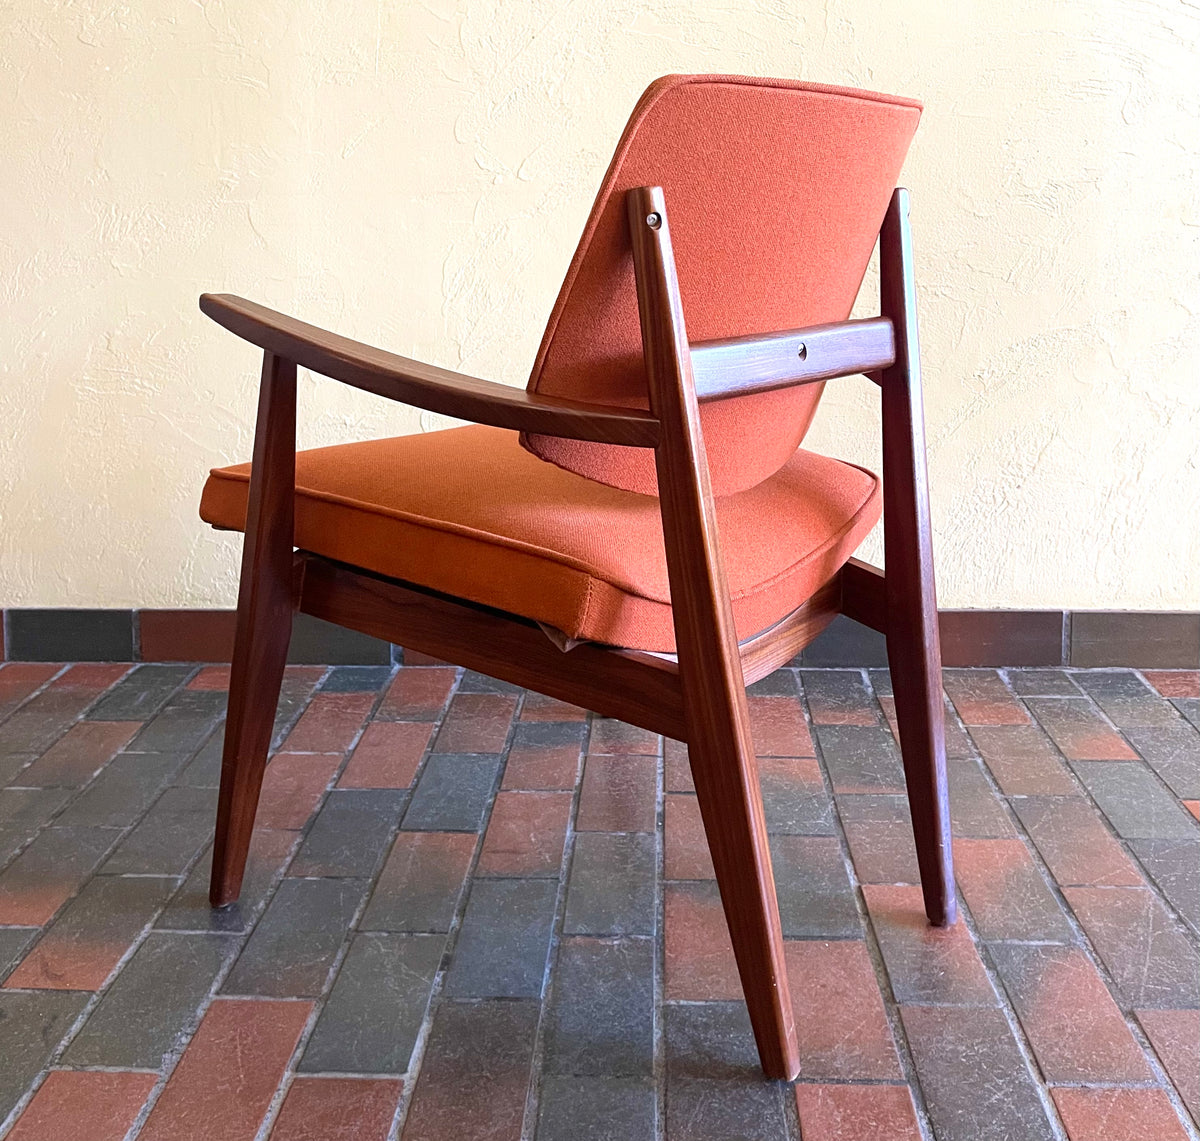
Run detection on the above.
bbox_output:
[199,293,659,448]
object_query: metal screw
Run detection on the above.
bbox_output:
[646,212,661,229]
[797,342,807,360]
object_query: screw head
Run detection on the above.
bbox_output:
[646,212,662,229]
[797,342,807,360]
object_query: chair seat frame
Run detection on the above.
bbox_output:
[201,185,955,1081]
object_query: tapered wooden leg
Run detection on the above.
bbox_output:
[686,706,800,1079]
[210,352,297,907]
[880,189,956,927]
[626,186,799,1079]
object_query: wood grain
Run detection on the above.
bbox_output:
[691,317,895,402]
[628,185,799,1080]
[879,188,957,927]
[199,293,660,447]
[210,352,297,907]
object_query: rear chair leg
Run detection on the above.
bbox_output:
[880,188,956,926]
[209,352,297,907]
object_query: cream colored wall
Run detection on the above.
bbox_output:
[2,0,1197,610]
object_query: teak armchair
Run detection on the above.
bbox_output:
[198,75,955,1081]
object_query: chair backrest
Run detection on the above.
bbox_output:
[521,74,921,496]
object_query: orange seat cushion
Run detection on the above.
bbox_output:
[200,426,880,653]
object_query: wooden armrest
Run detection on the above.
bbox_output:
[199,293,660,448]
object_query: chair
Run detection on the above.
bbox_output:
[197,74,955,1081]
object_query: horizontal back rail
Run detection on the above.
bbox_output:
[691,317,895,402]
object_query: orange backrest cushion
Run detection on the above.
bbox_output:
[521,74,921,495]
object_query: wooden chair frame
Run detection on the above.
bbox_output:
[200,185,955,1082]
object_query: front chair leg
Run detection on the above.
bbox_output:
[880,188,956,926]
[210,352,298,907]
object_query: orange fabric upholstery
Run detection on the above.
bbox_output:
[522,75,920,495]
[200,426,880,653]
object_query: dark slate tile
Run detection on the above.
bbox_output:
[401,754,501,832]
[664,1001,761,1080]
[1071,761,1198,839]
[1124,725,1200,799]
[4,609,134,662]
[815,725,906,793]
[758,757,834,835]
[939,610,1064,668]
[54,752,188,829]
[537,1077,656,1141]
[800,669,878,724]
[173,729,223,788]
[0,687,104,759]
[444,878,557,998]
[746,669,798,697]
[124,689,226,755]
[1065,885,1200,1008]
[102,785,215,875]
[222,876,367,997]
[0,787,70,835]
[63,931,238,1067]
[563,832,656,936]
[1174,698,1200,732]
[156,828,297,934]
[361,831,476,933]
[862,884,997,1006]
[868,668,893,696]
[1074,670,1186,727]
[0,826,118,927]
[947,759,1015,838]
[771,835,858,938]
[0,752,36,788]
[665,1077,789,1141]
[289,789,407,878]
[543,936,654,1077]
[84,664,194,721]
[1013,796,1144,887]
[300,932,444,1074]
[1130,839,1200,930]
[458,669,523,695]
[1071,611,1200,669]
[1005,669,1082,697]
[1026,697,1138,761]
[836,793,921,884]
[318,665,395,693]
[401,1000,538,1141]
[0,927,36,976]
[287,612,390,664]
[0,990,90,1121]
[900,1005,1056,1141]
[797,615,888,667]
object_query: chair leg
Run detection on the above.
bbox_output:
[208,596,292,906]
[887,619,956,927]
[209,351,297,908]
[880,188,956,927]
[688,708,800,1080]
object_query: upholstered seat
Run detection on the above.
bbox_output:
[200,424,880,652]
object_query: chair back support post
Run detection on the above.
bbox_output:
[879,189,957,925]
[626,185,800,1080]
[210,351,299,906]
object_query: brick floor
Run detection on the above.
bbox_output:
[0,661,1197,1140]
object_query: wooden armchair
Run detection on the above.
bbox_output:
[198,75,955,1081]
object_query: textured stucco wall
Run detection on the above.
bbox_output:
[2,0,1197,610]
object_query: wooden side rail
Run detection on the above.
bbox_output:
[691,317,895,401]
[199,294,660,447]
